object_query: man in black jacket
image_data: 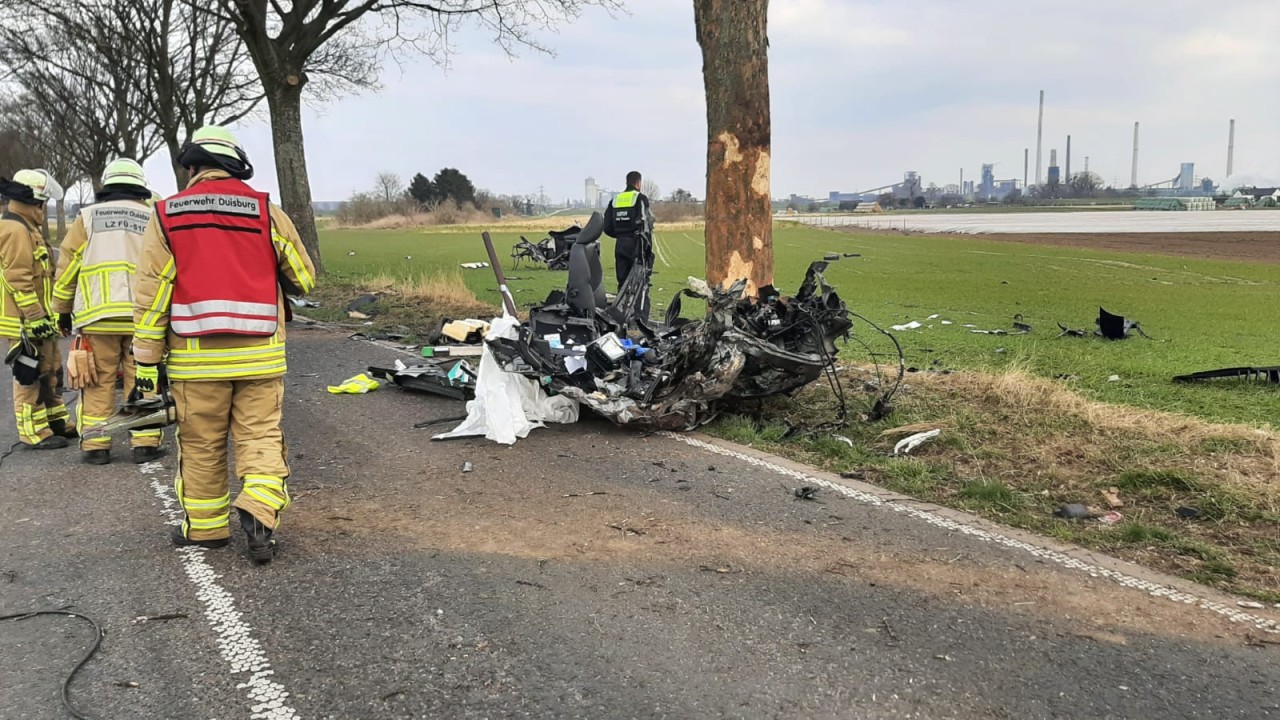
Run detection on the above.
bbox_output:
[602,171,654,291]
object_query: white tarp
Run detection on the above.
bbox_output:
[433,315,579,445]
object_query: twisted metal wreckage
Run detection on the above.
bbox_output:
[376,212,903,437]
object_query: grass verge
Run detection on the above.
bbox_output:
[304,270,499,343]
[707,366,1280,602]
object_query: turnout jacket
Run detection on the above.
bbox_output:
[0,200,54,339]
[132,170,316,381]
[53,199,153,334]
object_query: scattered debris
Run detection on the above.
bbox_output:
[1244,633,1280,648]
[437,318,491,344]
[114,681,140,689]
[842,252,861,258]
[326,374,380,395]
[515,579,547,589]
[347,310,371,320]
[460,262,491,269]
[369,359,477,401]
[1175,506,1201,520]
[562,491,608,498]
[1102,486,1124,509]
[833,435,854,448]
[131,613,188,625]
[1237,601,1265,609]
[1107,374,1121,383]
[1059,308,1153,340]
[838,470,862,480]
[1054,503,1092,520]
[421,346,484,358]
[1098,511,1124,525]
[461,462,474,473]
[511,227,575,270]
[794,486,819,501]
[1012,314,1033,333]
[288,297,319,309]
[346,294,379,313]
[607,523,645,536]
[891,321,923,331]
[1173,366,1280,384]
[893,429,941,456]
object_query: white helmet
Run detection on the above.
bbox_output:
[12,168,65,203]
[102,158,149,189]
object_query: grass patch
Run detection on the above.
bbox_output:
[706,365,1280,601]
[305,270,498,341]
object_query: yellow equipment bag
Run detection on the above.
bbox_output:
[67,335,98,390]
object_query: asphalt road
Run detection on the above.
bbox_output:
[2,326,1277,720]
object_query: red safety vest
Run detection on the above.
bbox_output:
[156,178,279,337]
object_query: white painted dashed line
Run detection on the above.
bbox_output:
[659,432,1280,635]
[141,461,300,719]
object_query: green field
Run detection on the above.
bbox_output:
[321,222,1280,428]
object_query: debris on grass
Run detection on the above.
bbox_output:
[891,321,923,331]
[1102,486,1124,508]
[1098,511,1124,525]
[893,429,941,456]
[1054,503,1092,520]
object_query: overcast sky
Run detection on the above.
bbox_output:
[142,0,1279,201]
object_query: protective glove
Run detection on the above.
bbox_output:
[28,316,58,341]
[58,313,73,336]
[132,362,161,401]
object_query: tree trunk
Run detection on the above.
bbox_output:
[164,133,188,189]
[55,198,65,242]
[265,83,323,273]
[694,0,773,297]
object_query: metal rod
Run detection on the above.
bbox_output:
[481,231,519,317]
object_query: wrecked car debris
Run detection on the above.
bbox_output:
[1054,503,1092,520]
[511,226,576,270]
[1172,366,1280,384]
[794,486,820,501]
[369,358,477,401]
[1060,308,1152,340]
[474,212,900,431]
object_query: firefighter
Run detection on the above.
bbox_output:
[602,171,656,319]
[133,126,315,564]
[53,159,164,465]
[1,169,73,449]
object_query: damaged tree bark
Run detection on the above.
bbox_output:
[695,0,774,298]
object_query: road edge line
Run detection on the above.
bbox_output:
[140,462,300,719]
[659,431,1280,635]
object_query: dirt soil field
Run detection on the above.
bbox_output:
[884,230,1280,263]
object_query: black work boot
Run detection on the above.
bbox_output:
[49,420,78,439]
[29,435,69,450]
[238,509,276,565]
[133,446,166,464]
[169,525,229,549]
[81,449,111,465]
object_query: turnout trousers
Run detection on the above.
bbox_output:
[76,333,163,451]
[4,338,71,445]
[172,377,291,542]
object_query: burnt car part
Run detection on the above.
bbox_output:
[482,216,901,430]
[511,226,576,270]
[1173,366,1280,384]
[369,360,477,401]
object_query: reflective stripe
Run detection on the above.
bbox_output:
[13,291,38,308]
[614,191,639,209]
[166,358,288,381]
[243,474,285,489]
[182,494,231,511]
[170,316,278,336]
[172,300,278,319]
[169,342,284,360]
[134,325,167,341]
[186,514,230,530]
[273,228,315,293]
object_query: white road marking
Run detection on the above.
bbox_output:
[659,433,1280,635]
[141,461,300,719]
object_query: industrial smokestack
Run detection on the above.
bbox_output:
[1130,121,1140,188]
[959,168,964,194]
[1227,119,1236,178]
[1024,148,1029,189]
[1065,135,1071,182]
[1035,90,1044,186]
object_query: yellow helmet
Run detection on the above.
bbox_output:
[179,125,253,179]
[12,168,65,203]
[102,158,149,189]
[190,125,247,162]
